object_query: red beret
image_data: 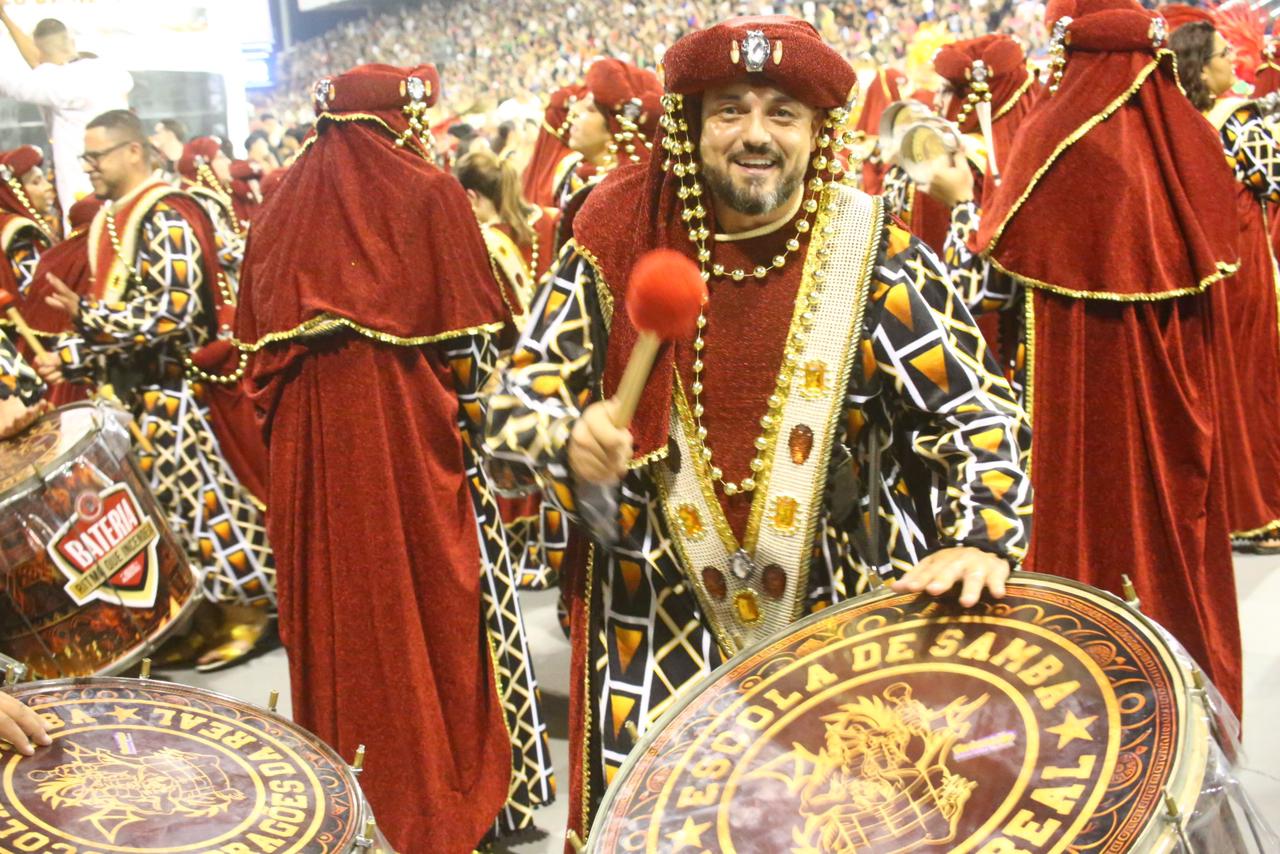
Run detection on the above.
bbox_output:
[178,136,223,181]
[0,145,43,181]
[67,196,103,231]
[312,63,441,114]
[1157,4,1216,32]
[230,159,263,182]
[662,16,856,109]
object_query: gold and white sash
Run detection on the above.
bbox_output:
[658,184,883,655]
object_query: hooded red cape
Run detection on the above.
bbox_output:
[235,63,514,853]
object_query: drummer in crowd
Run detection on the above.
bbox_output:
[483,16,1031,832]
[33,110,277,666]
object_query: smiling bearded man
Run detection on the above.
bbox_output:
[484,16,1033,838]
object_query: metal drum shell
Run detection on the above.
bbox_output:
[0,403,200,679]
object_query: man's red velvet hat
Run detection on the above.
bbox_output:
[0,146,46,221]
[0,145,42,181]
[978,0,1239,298]
[663,16,856,108]
[584,59,662,144]
[311,63,441,144]
[934,35,1032,133]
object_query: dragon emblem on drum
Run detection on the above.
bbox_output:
[749,682,988,853]
[27,739,246,843]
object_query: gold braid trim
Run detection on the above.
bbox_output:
[573,242,615,331]
[984,53,1166,256]
[993,76,1036,121]
[234,313,505,352]
[988,253,1237,301]
[296,111,434,163]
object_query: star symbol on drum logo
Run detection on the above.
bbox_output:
[106,706,140,723]
[1046,709,1097,749]
[666,815,711,851]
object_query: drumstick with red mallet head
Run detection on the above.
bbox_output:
[576,249,706,547]
[0,289,155,454]
[611,249,708,427]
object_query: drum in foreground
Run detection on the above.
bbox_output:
[0,403,199,678]
[0,677,379,852]
[591,573,1216,853]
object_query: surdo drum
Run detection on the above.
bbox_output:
[0,403,199,679]
[0,677,392,852]
[591,573,1276,853]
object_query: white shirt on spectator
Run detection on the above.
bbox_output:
[0,56,133,214]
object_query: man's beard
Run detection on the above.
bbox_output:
[702,144,806,217]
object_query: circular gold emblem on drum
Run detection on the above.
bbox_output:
[0,679,363,852]
[593,575,1205,853]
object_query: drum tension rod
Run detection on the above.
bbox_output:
[139,658,152,679]
[354,818,378,851]
[1163,787,1196,853]
[566,830,586,853]
[1120,575,1141,611]
[351,744,366,775]
[268,690,280,713]
[623,720,639,743]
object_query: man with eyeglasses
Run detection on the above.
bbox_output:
[0,5,132,217]
[32,109,277,669]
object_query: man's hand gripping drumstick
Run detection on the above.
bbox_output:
[569,250,707,542]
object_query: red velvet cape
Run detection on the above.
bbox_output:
[989,0,1243,716]
[236,63,515,852]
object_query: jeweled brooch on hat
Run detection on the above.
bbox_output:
[0,165,11,183]
[313,77,334,111]
[403,75,431,102]
[1149,16,1168,49]
[731,29,782,72]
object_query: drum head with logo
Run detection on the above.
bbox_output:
[591,573,1208,853]
[0,678,365,852]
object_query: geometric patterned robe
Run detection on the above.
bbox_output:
[484,198,1032,827]
[53,189,275,609]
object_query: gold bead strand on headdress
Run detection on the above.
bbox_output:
[395,76,438,163]
[657,92,856,495]
[957,59,993,125]
[1047,17,1073,94]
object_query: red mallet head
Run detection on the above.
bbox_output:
[626,249,707,341]
[0,290,16,312]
